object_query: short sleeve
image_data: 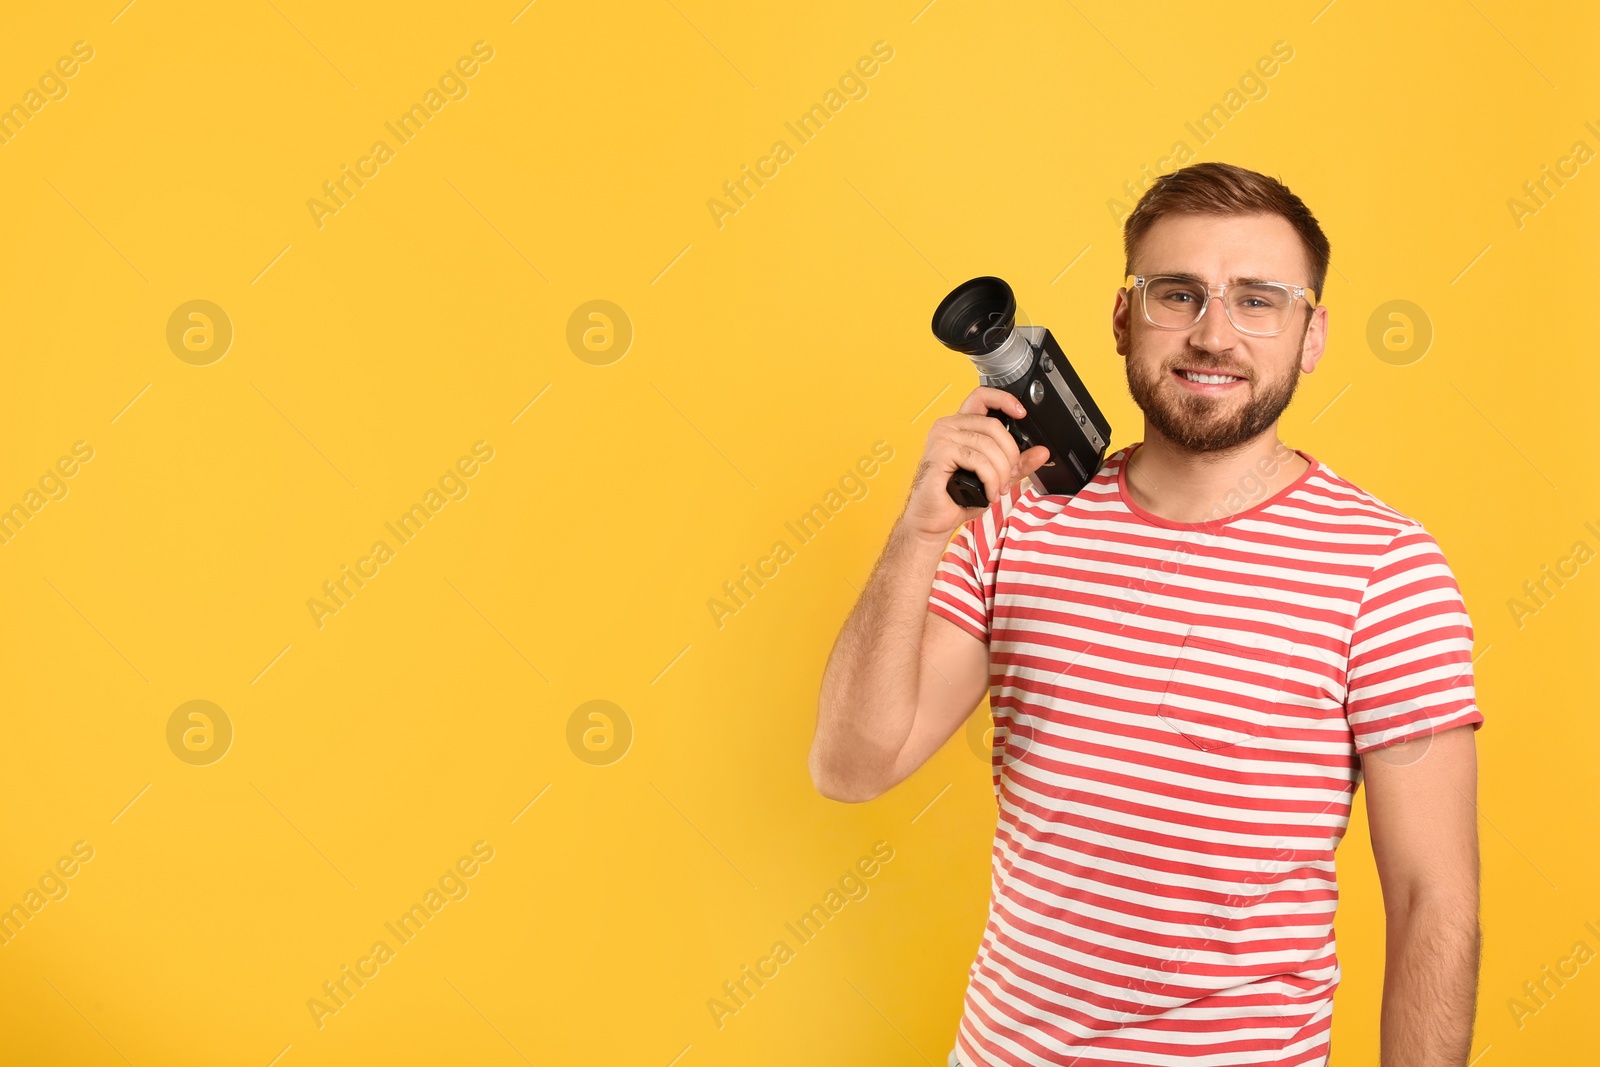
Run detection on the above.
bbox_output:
[1346,526,1484,754]
[927,481,1026,644]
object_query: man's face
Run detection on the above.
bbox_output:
[1112,212,1327,453]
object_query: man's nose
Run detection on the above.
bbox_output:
[1191,296,1239,350]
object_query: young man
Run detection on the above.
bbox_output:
[810,162,1483,1067]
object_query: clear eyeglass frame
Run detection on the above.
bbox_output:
[1125,273,1319,337]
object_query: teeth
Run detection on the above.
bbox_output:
[1181,370,1240,384]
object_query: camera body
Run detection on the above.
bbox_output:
[931,277,1113,509]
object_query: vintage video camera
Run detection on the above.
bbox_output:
[931,276,1113,508]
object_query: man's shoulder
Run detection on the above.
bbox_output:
[1300,455,1431,547]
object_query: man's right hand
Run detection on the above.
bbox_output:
[902,386,1052,542]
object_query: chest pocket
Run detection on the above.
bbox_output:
[1157,623,1295,752]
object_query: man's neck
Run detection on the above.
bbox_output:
[1124,430,1309,524]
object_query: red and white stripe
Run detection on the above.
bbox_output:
[929,443,1482,1067]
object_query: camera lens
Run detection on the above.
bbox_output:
[932,276,1016,355]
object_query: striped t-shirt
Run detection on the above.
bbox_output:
[928,442,1483,1067]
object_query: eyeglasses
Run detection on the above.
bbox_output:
[1125,273,1319,337]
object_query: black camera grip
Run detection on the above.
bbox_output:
[945,407,1011,510]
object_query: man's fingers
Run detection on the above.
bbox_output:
[952,442,1005,507]
[934,388,1047,509]
[957,386,1027,419]
[953,425,1020,478]
[952,428,1016,487]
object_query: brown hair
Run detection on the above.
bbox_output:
[1122,161,1331,304]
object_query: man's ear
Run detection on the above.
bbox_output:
[1300,304,1328,373]
[1112,289,1133,357]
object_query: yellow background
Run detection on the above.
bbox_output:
[1,1,1596,1064]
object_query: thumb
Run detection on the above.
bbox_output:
[1020,444,1051,473]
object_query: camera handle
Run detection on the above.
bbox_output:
[946,406,1037,509]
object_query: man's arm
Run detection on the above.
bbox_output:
[1361,723,1482,1067]
[809,519,990,802]
[810,385,1049,803]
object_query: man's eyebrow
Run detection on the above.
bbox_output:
[1148,269,1280,285]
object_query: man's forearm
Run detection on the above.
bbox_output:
[1380,901,1482,1066]
[812,518,951,800]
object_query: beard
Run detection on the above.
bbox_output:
[1124,332,1305,454]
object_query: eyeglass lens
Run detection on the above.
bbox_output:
[1144,277,1293,333]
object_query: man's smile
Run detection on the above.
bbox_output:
[1172,366,1247,392]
